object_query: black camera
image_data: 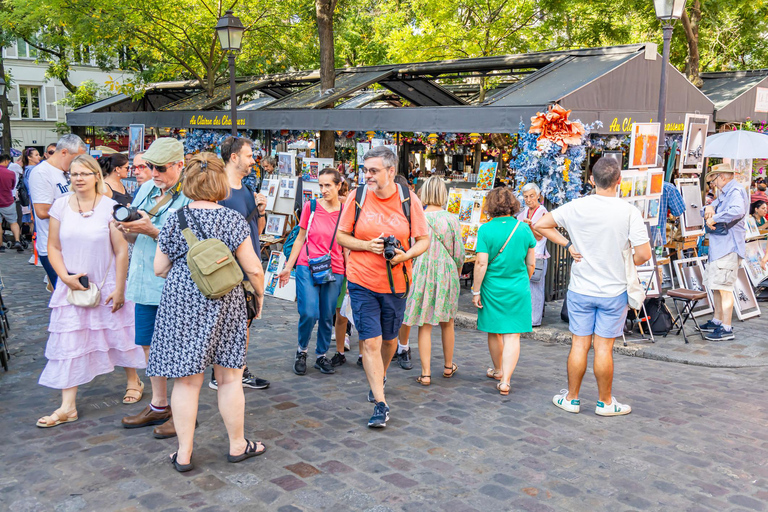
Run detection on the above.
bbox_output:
[382,235,403,261]
[113,204,142,223]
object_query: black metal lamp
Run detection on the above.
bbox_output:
[216,10,245,135]
[654,0,687,164]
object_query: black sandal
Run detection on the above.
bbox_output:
[170,452,194,473]
[416,375,431,386]
[227,439,267,463]
[443,363,458,378]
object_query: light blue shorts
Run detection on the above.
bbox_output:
[567,290,628,339]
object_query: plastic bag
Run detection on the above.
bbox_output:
[340,293,355,328]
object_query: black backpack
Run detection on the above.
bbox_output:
[351,182,411,237]
[16,178,30,207]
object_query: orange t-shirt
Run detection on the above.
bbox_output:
[338,187,429,294]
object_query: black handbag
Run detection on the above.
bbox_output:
[243,283,258,321]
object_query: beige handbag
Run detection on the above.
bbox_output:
[66,253,113,308]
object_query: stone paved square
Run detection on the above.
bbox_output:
[1,250,768,511]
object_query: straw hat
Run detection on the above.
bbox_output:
[704,162,734,182]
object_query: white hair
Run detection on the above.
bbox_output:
[522,183,541,195]
[56,134,86,153]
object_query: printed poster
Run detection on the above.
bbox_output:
[263,251,296,302]
[476,162,497,190]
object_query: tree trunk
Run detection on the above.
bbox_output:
[0,57,12,153]
[681,0,702,87]
[316,0,337,159]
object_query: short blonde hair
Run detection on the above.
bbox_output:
[183,152,230,202]
[418,176,448,207]
[70,154,106,195]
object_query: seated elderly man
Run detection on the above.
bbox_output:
[698,163,749,341]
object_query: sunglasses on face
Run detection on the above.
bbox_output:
[148,162,169,173]
[47,150,55,155]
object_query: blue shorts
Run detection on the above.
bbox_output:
[348,282,406,341]
[567,290,628,339]
[134,303,159,346]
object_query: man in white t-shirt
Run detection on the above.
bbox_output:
[536,157,651,417]
[28,134,87,286]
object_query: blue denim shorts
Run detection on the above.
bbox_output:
[134,304,159,346]
[348,282,406,341]
[567,290,628,339]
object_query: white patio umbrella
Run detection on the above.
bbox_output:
[703,130,768,160]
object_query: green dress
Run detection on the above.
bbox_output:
[476,216,537,334]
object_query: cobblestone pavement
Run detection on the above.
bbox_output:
[457,286,768,367]
[2,250,768,512]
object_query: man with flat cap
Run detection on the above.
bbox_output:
[698,162,749,341]
[118,138,192,438]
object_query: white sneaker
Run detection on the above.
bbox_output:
[595,397,631,416]
[331,330,336,341]
[344,335,350,352]
[552,389,580,413]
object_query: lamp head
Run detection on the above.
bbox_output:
[215,10,245,51]
[654,0,687,21]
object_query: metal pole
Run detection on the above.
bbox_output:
[657,23,673,164]
[229,52,237,136]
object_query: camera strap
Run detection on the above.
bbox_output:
[387,261,410,299]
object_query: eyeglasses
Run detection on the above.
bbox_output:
[70,172,96,179]
[133,164,149,171]
[148,163,168,173]
[363,167,386,175]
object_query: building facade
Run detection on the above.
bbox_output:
[2,39,133,151]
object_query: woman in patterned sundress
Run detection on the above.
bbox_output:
[147,154,265,473]
[402,177,465,385]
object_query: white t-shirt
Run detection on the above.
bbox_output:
[29,160,70,256]
[551,195,649,298]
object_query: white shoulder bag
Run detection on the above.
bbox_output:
[66,252,114,308]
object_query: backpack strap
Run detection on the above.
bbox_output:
[351,184,368,237]
[397,182,411,239]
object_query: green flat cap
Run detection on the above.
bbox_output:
[143,137,184,166]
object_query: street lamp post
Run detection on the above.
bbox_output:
[215,10,245,136]
[654,0,687,163]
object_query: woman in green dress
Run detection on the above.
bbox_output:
[472,187,536,395]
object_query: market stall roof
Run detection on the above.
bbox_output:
[700,70,768,124]
[68,43,714,134]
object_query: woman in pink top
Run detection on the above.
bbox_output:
[279,168,345,376]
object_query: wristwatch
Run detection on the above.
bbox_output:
[471,289,481,296]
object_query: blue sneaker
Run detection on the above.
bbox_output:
[705,325,734,341]
[367,376,387,403]
[367,401,390,428]
[697,320,720,333]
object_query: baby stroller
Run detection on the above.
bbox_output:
[0,273,10,371]
[1,216,30,251]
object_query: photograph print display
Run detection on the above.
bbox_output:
[673,256,713,317]
[629,122,660,168]
[744,240,768,286]
[675,177,705,236]
[129,124,145,161]
[265,214,286,236]
[679,114,709,173]
[732,266,760,320]
[277,152,294,176]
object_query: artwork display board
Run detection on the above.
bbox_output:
[447,188,491,251]
[679,114,709,173]
[263,178,280,211]
[673,256,714,317]
[636,250,661,298]
[263,251,296,302]
[618,169,664,226]
[265,214,286,236]
[129,124,145,161]
[476,162,498,190]
[629,123,660,168]
[744,240,768,287]
[279,177,297,199]
[301,158,333,183]
[675,178,705,237]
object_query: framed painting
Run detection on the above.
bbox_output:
[673,256,713,317]
[679,114,709,173]
[675,177,705,237]
[629,122,660,168]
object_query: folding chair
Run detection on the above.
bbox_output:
[666,288,707,344]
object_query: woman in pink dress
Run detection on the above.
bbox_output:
[36,154,146,428]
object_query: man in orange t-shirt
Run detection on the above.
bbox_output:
[337,146,429,428]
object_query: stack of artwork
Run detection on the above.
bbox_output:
[447,188,491,251]
[263,251,296,302]
[618,168,664,226]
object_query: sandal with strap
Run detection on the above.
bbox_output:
[497,382,511,396]
[443,363,458,378]
[228,439,267,463]
[123,380,145,404]
[416,375,431,386]
[36,408,78,428]
[170,452,194,473]
[486,368,502,381]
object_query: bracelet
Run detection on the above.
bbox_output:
[471,289,481,296]
[565,241,572,250]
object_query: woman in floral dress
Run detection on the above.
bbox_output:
[403,177,465,385]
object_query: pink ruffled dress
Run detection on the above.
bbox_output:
[38,195,146,389]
